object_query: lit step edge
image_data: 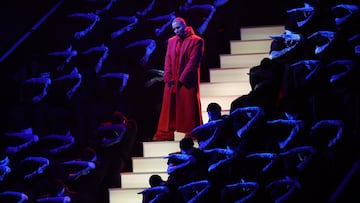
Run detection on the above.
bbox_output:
[240,25,284,40]
[142,140,199,157]
[219,53,268,68]
[132,156,168,173]
[200,81,251,97]
[209,67,250,83]
[175,131,186,141]
[120,172,169,188]
[109,188,144,203]
[142,141,180,157]
[230,39,272,54]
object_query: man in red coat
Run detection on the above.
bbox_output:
[153,17,204,141]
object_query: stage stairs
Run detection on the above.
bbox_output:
[108,24,285,203]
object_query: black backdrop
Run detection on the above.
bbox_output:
[1,0,286,142]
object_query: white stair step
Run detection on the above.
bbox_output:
[209,67,249,83]
[174,131,186,141]
[200,95,239,111]
[220,53,268,68]
[132,157,168,173]
[121,172,168,188]
[230,39,272,54]
[109,188,143,203]
[240,25,284,40]
[142,141,180,157]
[108,24,283,203]
[142,140,200,157]
[200,81,251,97]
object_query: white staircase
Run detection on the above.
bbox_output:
[108,24,284,203]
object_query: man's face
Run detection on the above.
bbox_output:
[172,21,185,37]
[208,110,221,121]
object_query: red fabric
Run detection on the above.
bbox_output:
[154,26,204,139]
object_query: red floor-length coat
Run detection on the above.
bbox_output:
[157,26,204,134]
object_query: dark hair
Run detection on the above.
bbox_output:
[180,137,194,150]
[149,174,163,187]
[207,102,221,112]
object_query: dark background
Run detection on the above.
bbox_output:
[0,1,288,201]
[0,0,287,142]
[1,1,360,203]
[1,0,287,61]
